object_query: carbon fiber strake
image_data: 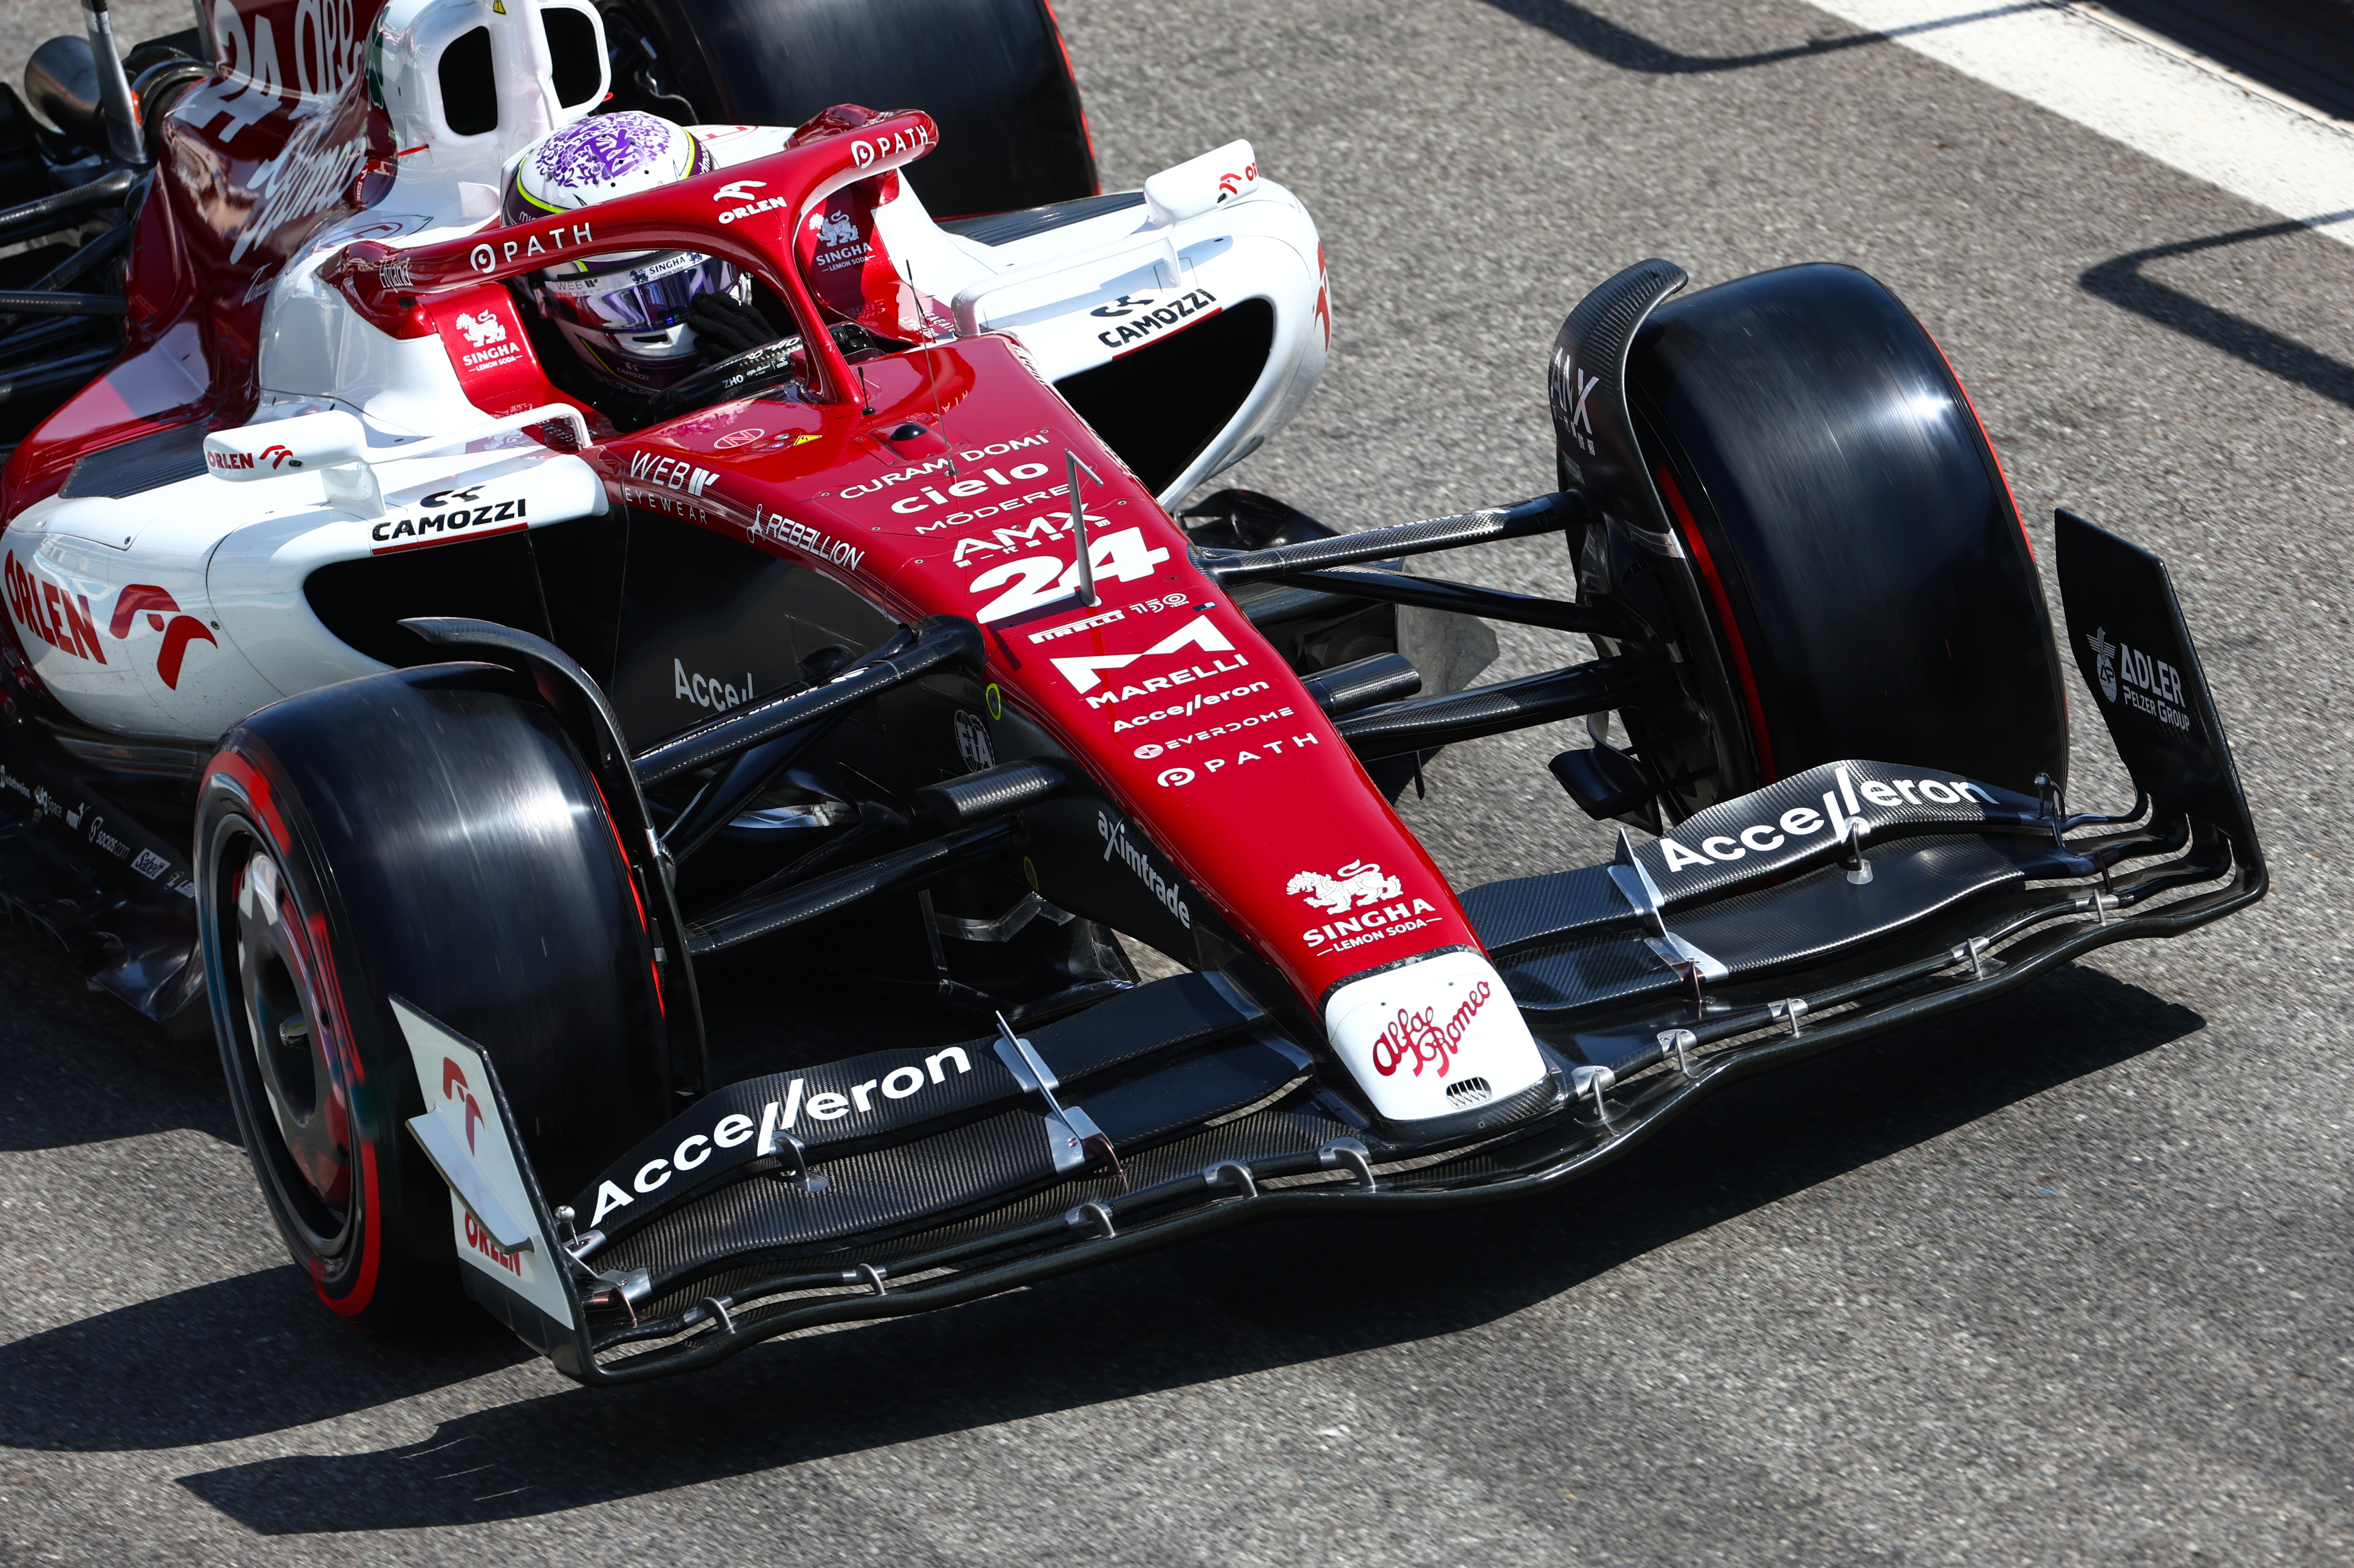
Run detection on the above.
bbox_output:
[573,972,1262,1241]
[597,1034,1316,1289]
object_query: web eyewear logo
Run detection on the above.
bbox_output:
[2086,626,2119,703]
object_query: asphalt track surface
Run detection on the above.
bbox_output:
[2,2,2350,1563]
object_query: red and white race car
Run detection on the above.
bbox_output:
[0,0,2263,1382]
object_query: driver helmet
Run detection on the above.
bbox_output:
[500,111,748,393]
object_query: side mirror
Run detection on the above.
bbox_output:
[204,411,381,513]
[1143,140,1259,227]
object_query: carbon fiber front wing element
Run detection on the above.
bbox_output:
[411,511,2264,1383]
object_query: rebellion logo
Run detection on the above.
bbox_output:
[1369,978,1494,1080]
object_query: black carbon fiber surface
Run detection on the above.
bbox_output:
[1548,257,1685,521]
[938,191,1146,246]
[1496,834,2046,1015]
[1460,864,1626,954]
[1640,760,2043,904]
[640,1102,1351,1315]
[602,1037,1313,1289]
[58,420,209,499]
[571,971,1259,1240]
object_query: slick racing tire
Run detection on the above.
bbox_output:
[195,665,671,1330]
[1624,263,2068,805]
[606,0,1097,216]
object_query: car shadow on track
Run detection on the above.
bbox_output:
[1472,0,2044,74]
[0,919,236,1152]
[2079,216,2354,413]
[116,964,2203,1534]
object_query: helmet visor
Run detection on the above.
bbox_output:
[541,251,737,332]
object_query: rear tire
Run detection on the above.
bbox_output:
[1621,263,2067,807]
[197,666,671,1329]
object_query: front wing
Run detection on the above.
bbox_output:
[407,510,2264,1383]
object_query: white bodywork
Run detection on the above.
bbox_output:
[2,0,1326,748]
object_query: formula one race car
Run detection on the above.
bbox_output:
[0,1,2263,1383]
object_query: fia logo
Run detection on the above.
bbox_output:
[454,311,507,348]
[953,709,995,772]
[2086,626,2118,703]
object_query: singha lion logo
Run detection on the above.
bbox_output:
[454,311,507,348]
[1286,860,1405,915]
[817,209,861,247]
[2087,625,2118,703]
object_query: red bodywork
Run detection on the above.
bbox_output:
[325,109,1481,1012]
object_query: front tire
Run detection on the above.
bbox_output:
[1620,263,2068,813]
[197,665,672,1329]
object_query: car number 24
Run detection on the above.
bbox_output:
[968,527,1171,623]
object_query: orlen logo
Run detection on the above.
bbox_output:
[207,443,299,472]
[441,1057,485,1152]
[110,585,219,689]
[4,552,106,665]
[1217,160,1257,200]
[1370,978,1493,1079]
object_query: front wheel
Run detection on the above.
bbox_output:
[1615,262,2068,817]
[197,665,672,1329]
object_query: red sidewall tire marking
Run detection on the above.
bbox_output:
[1657,463,1777,784]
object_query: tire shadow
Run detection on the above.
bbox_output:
[125,964,2201,1534]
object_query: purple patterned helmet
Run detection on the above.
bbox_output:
[500,112,746,393]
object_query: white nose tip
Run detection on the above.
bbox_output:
[1321,951,1543,1123]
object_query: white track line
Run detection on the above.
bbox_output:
[1806,0,2354,246]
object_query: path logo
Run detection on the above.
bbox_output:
[1287,859,1404,915]
[111,585,217,689]
[2086,625,2119,703]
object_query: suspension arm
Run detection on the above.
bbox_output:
[1335,655,1679,760]
[1195,492,1587,585]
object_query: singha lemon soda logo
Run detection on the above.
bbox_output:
[1286,860,1403,915]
